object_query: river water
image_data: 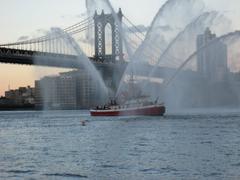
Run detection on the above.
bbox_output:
[0,110,240,180]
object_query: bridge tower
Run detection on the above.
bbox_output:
[94,8,123,62]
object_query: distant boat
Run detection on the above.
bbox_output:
[90,74,166,116]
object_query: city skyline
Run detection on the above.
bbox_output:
[1,0,240,96]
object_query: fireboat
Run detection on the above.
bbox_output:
[90,74,166,116]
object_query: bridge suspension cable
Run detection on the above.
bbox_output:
[64,17,92,32]
[0,16,93,48]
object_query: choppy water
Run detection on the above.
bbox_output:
[0,110,240,180]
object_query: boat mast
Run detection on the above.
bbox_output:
[129,71,135,99]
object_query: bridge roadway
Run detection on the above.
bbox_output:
[0,47,198,79]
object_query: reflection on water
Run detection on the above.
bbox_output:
[0,110,240,179]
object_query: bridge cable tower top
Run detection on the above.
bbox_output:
[94,8,123,62]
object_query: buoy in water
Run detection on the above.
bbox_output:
[81,120,86,126]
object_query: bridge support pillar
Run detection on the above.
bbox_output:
[97,63,126,96]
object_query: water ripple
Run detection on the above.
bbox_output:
[204,172,222,177]
[5,170,36,174]
[100,164,119,168]
[200,141,213,144]
[232,162,240,167]
[44,173,88,178]
[140,168,161,173]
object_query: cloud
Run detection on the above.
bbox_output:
[78,36,94,45]
[17,28,49,42]
[76,13,87,19]
[157,25,173,31]
[36,29,49,35]
[60,13,87,20]
[127,25,149,33]
[17,36,29,41]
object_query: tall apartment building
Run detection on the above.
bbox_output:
[35,75,77,109]
[197,28,228,82]
[35,70,102,109]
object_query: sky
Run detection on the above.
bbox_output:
[0,0,240,96]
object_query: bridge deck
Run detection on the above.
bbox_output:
[0,47,124,69]
[0,47,197,79]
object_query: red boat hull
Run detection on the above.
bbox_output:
[90,105,165,116]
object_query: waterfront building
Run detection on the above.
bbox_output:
[35,75,77,109]
[0,97,13,105]
[197,28,228,82]
[5,86,35,106]
[63,70,99,109]
[35,70,101,109]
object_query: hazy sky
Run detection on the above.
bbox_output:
[0,0,240,96]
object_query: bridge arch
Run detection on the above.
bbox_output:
[94,8,123,62]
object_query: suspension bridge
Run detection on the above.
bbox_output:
[0,9,196,83]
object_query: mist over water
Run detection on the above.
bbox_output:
[161,31,240,109]
[144,11,232,109]
[51,28,108,94]
[164,31,240,85]
[117,0,207,99]
[34,28,108,110]
[153,11,231,70]
[134,0,205,64]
